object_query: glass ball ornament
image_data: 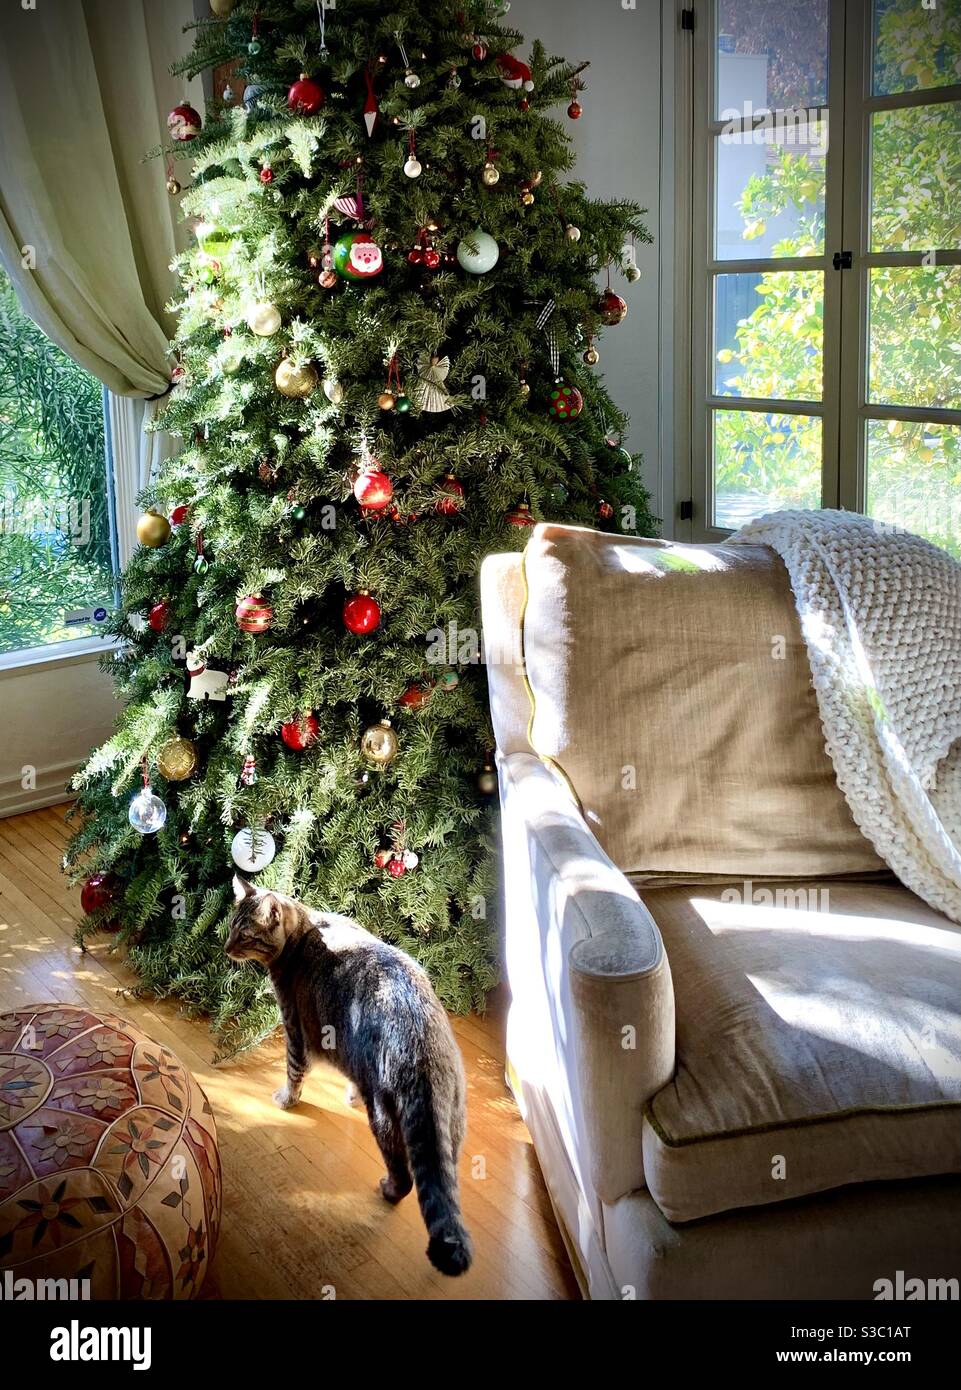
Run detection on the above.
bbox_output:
[235,594,274,633]
[275,358,319,397]
[319,269,338,289]
[439,670,460,690]
[343,591,381,634]
[167,103,202,142]
[360,719,399,766]
[404,69,421,88]
[136,509,171,548]
[404,156,422,179]
[148,600,170,633]
[246,302,281,336]
[166,177,181,196]
[597,289,629,325]
[281,714,320,750]
[477,764,498,796]
[157,736,198,782]
[395,394,412,413]
[456,229,499,274]
[520,189,535,207]
[565,224,581,242]
[287,74,325,114]
[379,391,396,411]
[80,873,118,916]
[353,467,394,512]
[128,786,167,835]
[547,383,584,420]
[333,231,384,280]
[231,827,276,872]
[568,100,583,119]
[583,345,600,365]
[243,84,265,112]
[247,38,262,55]
[481,161,500,186]
[323,378,345,404]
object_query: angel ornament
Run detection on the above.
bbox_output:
[412,352,453,413]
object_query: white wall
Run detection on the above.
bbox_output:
[510,0,670,520]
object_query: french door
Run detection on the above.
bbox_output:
[683,0,961,551]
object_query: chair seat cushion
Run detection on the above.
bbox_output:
[638,879,961,1223]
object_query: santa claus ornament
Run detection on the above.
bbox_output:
[167,103,202,141]
[496,53,534,91]
[334,232,384,281]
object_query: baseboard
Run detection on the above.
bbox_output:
[0,761,77,819]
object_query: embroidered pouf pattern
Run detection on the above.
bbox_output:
[0,1004,221,1298]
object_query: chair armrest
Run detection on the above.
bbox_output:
[498,751,676,1205]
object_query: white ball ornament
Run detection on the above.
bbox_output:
[404,70,421,89]
[404,156,422,179]
[231,827,276,872]
[456,228,500,274]
[246,302,281,336]
[128,786,167,834]
[323,378,344,404]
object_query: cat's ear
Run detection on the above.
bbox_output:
[233,874,258,902]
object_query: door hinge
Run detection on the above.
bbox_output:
[832,250,853,270]
[679,499,694,520]
[681,8,696,31]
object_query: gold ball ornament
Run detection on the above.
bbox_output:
[481,161,500,186]
[166,177,181,196]
[157,736,199,782]
[361,719,399,766]
[275,358,319,398]
[209,0,236,14]
[518,380,531,400]
[136,509,171,548]
[565,224,581,242]
[520,189,535,206]
[246,302,282,336]
[378,391,396,411]
[583,346,600,365]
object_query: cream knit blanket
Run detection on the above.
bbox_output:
[728,509,961,922]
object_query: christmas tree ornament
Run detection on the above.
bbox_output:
[403,129,422,179]
[166,177,181,195]
[80,873,118,917]
[209,0,236,15]
[238,754,258,787]
[402,849,419,869]
[380,354,406,411]
[448,68,462,89]
[477,762,498,796]
[333,231,384,280]
[157,736,198,782]
[281,714,320,750]
[231,826,276,872]
[246,302,281,336]
[137,509,171,548]
[353,466,394,512]
[185,651,230,702]
[387,858,406,878]
[399,681,434,710]
[128,612,148,635]
[623,233,642,282]
[258,457,277,482]
[520,186,535,207]
[481,152,500,186]
[170,504,189,527]
[625,263,642,283]
[235,594,274,634]
[219,338,246,374]
[598,499,614,520]
[363,63,380,136]
[129,761,167,835]
[222,84,235,104]
[435,474,465,515]
[287,74,325,114]
[361,719,399,766]
[275,358,319,397]
[379,390,396,411]
[243,84,265,113]
[259,164,274,184]
[597,288,628,324]
[148,600,170,633]
[566,223,581,241]
[439,670,460,690]
[290,502,307,521]
[519,96,530,111]
[343,591,381,634]
[319,268,338,289]
[506,500,536,526]
[472,39,489,60]
[518,366,531,400]
[167,103,202,141]
[583,339,600,365]
[395,393,411,413]
[374,848,393,869]
[568,100,583,119]
[456,228,499,274]
[412,353,453,412]
[394,32,420,87]
[548,383,584,420]
[496,53,534,90]
[323,377,345,404]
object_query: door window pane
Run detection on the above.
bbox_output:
[716,125,826,260]
[871,104,961,252]
[714,408,822,528]
[715,270,823,400]
[716,0,830,118]
[866,419,961,558]
[868,265,961,410]
[0,268,115,655]
[872,0,961,97]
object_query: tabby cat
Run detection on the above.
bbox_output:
[226,876,472,1276]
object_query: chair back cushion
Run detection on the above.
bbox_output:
[521,523,884,877]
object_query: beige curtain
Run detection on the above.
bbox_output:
[0,0,201,398]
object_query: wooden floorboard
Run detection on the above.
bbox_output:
[0,806,577,1301]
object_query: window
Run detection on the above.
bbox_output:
[682,0,961,553]
[0,267,116,657]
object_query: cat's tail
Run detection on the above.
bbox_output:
[399,1082,472,1277]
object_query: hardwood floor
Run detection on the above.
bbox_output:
[0,805,578,1301]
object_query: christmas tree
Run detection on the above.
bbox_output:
[66,0,655,1055]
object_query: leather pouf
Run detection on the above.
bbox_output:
[0,1004,221,1298]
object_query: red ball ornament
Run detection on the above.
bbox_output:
[259,165,274,184]
[287,75,325,114]
[399,681,434,710]
[407,247,425,265]
[422,247,441,269]
[281,714,320,750]
[598,499,615,520]
[472,41,489,60]
[148,600,170,633]
[506,501,536,527]
[597,289,629,325]
[343,591,381,634]
[387,857,406,878]
[548,384,584,420]
[519,97,530,112]
[170,504,189,527]
[353,467,394,512]
[235,594,274,634]
[167,103,202,141]
[374,848,393,869]
[435,475,465,516]
[81,873,118,918]
[567,100,583,120]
